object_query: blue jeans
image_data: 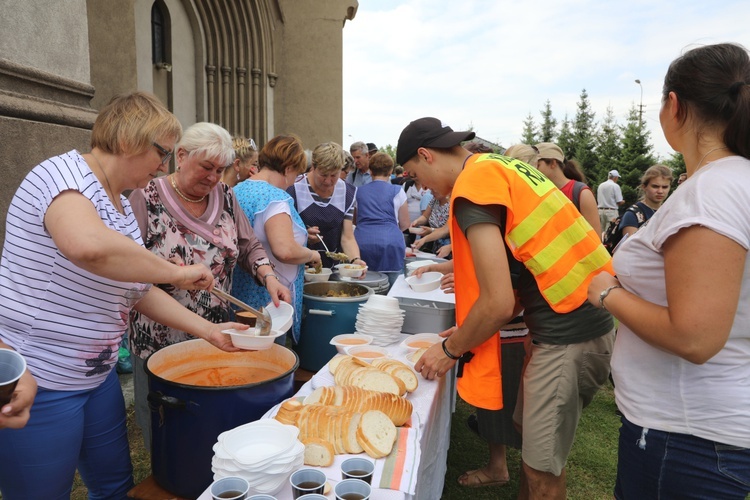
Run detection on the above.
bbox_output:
[0,369,133,500]
[615,416,750,499]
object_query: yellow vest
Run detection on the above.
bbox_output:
[451,153,613,409]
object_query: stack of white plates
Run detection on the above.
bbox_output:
[211,419,304,496]
[354,295,405,346]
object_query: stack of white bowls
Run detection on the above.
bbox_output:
[211,419,304,496]
[354,295,405,346]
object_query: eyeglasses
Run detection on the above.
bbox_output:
[153,142,173,165]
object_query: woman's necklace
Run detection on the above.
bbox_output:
[170,173,207,203]
[89,152,123,212]
[696,146,728,169]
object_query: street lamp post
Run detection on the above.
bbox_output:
[634,79,644,128]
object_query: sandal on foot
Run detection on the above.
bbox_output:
[457,468,509,488]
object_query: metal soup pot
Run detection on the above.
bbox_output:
[296,282,373,371]
[145,339,298,499]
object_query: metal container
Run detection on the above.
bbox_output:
[398,297,456,334]
[330,270,390,295]
[145,340,298,499]
[296,282,373,371]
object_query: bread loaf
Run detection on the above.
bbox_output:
[304,386,412,426]
[371,359,419,393]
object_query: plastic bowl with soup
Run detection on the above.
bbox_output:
[329,334,374,354]
[400,333,442,352]
[334,263,368,278]
[345,345,389,363]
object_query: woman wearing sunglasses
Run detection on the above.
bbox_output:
[222,136,260,187]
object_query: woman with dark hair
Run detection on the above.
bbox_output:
[232,135,321,344]
[535,142,601,236]
[588,43,750,499]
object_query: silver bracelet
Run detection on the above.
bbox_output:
[262,273,279,287]
[599,285,623,310]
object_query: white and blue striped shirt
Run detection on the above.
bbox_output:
[0,150,150,390]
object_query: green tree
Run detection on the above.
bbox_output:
[381,144,397,161]
[616,105,657,205]
[539,100,558,142]
[557,114,574,159]
[571,89,598,180]
[521,112,539,144]
[593,106,621,185]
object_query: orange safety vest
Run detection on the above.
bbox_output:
[451,153,613,410]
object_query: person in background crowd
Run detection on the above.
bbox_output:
[588,42,750,500]
[232,135,320,345]
[289,142,366,270]
[456,143,537,489]
[347,141,372,187]
[128,122,290,450]
[353,152,409,285]
[402,175,430,246]
[0,92,244,499]
[410,192,451,255]
[677,172,687,185]
[367,142,379,157]
[221,136,259,188]
[618,164,673,238]
[597,169,624,234]
[341,150,355,181]
[391,165,406,185]
[399,117,614,500]
[535,142,601,236]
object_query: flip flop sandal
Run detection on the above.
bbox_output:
[457,468,510,488]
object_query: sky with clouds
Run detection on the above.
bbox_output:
[342,0,750,160]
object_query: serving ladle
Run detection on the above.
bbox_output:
[210,288,272,336]
[316,234,349,262]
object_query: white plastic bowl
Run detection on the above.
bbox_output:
[400,333,442,352]
[405,272,443,292]
[408,226,428,235]
[345,344,390,363]
[334,263,367,278]
[224,328,286,350]
[304,267,332,282]
[267,301,294,334]
[330,334,373,354]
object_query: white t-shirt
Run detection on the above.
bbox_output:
[252,199,308,288]
[0,151,150,390]
[611,156,750,448]
[596,179,623,209]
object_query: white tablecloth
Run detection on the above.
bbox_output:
[197,334,456,500]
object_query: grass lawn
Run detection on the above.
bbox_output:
[72,383,620,499]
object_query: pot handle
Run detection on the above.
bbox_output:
[148,391,187,410]
[308,308,335,316]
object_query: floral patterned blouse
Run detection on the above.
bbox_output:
[127,176,268,359]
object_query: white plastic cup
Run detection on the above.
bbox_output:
[334,478,371,500]
[210,476,249,500]
[0,349,26,407]
[290,468,326,499]
[341,457,375,484]
[246,495,277,500]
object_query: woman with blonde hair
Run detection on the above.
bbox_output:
[233,135,321,344]
[617,164,673,238]
[0,92,245,498]
[221,136,259,187]
[288,142,366,269]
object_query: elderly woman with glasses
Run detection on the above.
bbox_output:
[288,142,366,269]
[127,122,291,450]
[222,136,259,187]
[0,92,247,499]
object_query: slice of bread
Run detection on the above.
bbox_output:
[356,410,397,459]
[303,437,335,467]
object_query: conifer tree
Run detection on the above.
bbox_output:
[539,100,557,142]
[521,112,539,144]
[593,106,622,185]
